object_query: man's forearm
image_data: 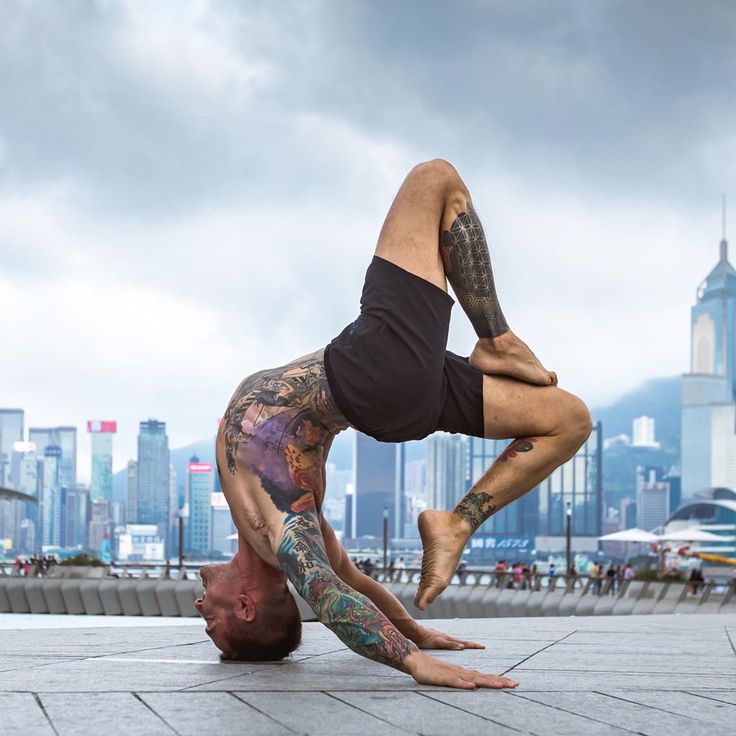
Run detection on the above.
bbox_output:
[277,511,418,670]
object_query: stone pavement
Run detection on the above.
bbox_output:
[0,613,734,735]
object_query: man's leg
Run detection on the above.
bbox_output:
[375,159,555,386]
[415,374,592,609]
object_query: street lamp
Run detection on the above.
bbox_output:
[382,506,389,573]
[178,503,189,572]
[565,502,572,578]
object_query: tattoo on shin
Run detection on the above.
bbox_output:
[440,202,509,339]
[498,437,537,462]
[453,491,496,532]
[277,511,418,669]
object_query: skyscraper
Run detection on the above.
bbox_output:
[29,426,77,488]
[427,433,467,511]
[135,420,170,543]
[636,466,670,531]
[353,433,396,538]
[632,416,659,448]
[210,492,236,557]
[682,228,736,497]
[187,457,212,556]
[126,459,138,523]
[87,421,116,502]
[41,445,62,547]
[0,409,24,486]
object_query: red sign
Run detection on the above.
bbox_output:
[188,462,212,473]
[87,421,117,433]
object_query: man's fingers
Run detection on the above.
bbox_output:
[454,638,485,649]
[453,678,477,690]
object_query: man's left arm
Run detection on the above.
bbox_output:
[321,520,483,651]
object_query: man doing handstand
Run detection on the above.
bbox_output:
[196,160,592,688]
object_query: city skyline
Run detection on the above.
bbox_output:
[1,2,734,472]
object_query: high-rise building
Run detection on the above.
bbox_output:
[135,420,169,543]
[682,229,736,498]
[168,464,178,560]
[636,466,670,531]
[0,409,24,486]
[41,445,62,547]
[87,421,116,502]
[60,484,89,549]
[88,499,113,561]
[126,460,138,522]
[353,433,396,539]
[29,426,77,488]
[427,433,467,511]
[187,457,212,556]
[620,496,637,529]
[210,492,236,557]
[632,416,659,448]
[10,441,40,554]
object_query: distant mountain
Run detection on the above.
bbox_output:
[591,375,681,452]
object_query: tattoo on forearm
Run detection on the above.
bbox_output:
[453,491,496,532]
[277,511,418,670]
[498,437,537,461]
[440,202,509,339]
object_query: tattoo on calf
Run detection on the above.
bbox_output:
[498,437,537,462]
[277,511,418,669]
[440,202,509,339]
[453,491,496,532]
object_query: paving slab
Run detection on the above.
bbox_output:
[0,613,732,735]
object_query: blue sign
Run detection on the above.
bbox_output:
[469,535,534,551]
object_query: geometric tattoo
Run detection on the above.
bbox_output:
[453,491,496,533]
[440,202,509,339]
[498,437,537,462]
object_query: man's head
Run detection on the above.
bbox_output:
[195,561,302,661]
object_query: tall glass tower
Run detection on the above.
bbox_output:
[681,227,736,498]
[136,420,170,543]
[87,421,117,502]
[186,456,212,556]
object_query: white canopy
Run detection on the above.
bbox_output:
[599,528,659,543]
[658,528,734,543]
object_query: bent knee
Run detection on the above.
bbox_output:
[560,394,593,448]
[409,158,463,189]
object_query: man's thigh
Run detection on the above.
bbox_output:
[481,373,581,439]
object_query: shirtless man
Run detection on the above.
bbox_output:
[196,160,592,688]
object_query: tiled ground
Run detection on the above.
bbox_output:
[0,614,734,735]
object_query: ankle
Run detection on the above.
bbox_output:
[449,512,474,542]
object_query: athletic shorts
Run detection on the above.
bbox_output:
[323,255,485,442]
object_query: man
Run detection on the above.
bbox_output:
[196,160,592,688]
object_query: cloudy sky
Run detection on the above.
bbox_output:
[1,0,734,480]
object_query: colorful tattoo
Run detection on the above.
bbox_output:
[440,202,509,339]
[277,510,418,669]
[221,350,349,513]
[453,491,496,532]
[498,437,537,462]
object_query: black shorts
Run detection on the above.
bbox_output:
[323,255,485,442]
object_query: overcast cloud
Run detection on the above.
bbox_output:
[1,0,734,480]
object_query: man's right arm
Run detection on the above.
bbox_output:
[275,506,518,689]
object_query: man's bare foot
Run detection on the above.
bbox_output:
[469,331,557,386]
[415,510,471,610]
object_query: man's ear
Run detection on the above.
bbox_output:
[236,593,256,623]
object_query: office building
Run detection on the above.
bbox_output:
[187,457,212,556]
[88,499,113,561]
[60,484,89,549]
[0,409,24,486]
[87,421,116,502]
[632,416,659,448]
[211,492,236,557]
[126,460,138,522]
[115,524,165,562]
[636,466,670,531]
[135,420,169,542]
[29,426,77,488]
[41,445,62,547]
[681,229,736,497]
[427,433,467,511]
[352,433,397,539]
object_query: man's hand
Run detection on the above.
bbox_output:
[412,626,485,651]
[404,651,518,690]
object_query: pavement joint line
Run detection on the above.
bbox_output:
[513,667,736,676]
[229,692,300,734]
[325,691,417,734]
[593,690,710,723]
[33,692,59,736]
[509,691,644,734]
[292,646,349,662]
[133,692,178,734]
[176,669,271,692]
[499,630,577,676]
[684,690,736,707]
[725,627,736,656]
[418,690,523,733]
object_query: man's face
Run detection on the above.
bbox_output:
[195,563,243,654]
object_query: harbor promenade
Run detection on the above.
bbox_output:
[0,612,734,735]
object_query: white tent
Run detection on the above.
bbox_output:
[598,528,659,543]
[658,528,734,543]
